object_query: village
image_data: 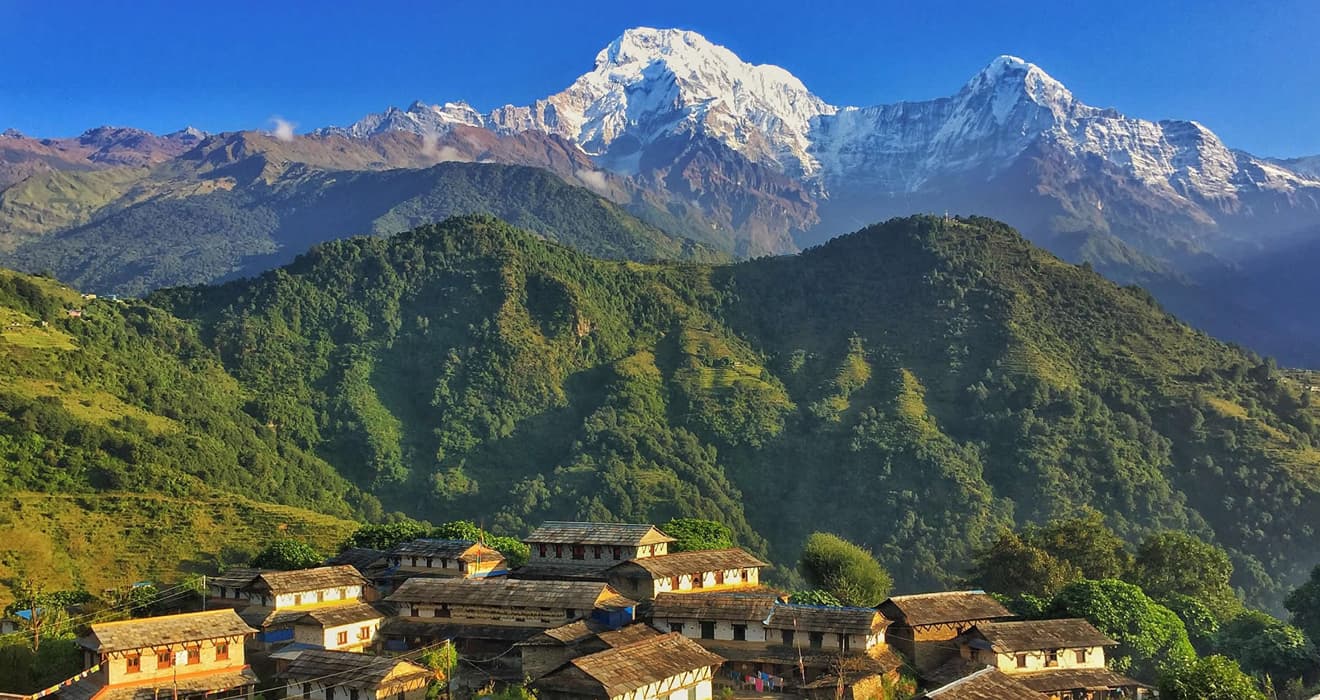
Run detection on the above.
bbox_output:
[0,520,1156,700]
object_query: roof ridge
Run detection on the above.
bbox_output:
[889,589,988,600]
[90,608,232,628]
[926,665,997,695]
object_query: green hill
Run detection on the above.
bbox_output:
[147,214,1320,607]
[3,161,724,296]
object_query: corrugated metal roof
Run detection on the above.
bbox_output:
[81,610,255,653]
[524,522,675,546]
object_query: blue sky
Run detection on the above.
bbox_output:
[2,0,1317,157]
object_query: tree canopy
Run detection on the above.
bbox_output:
[1047,578,1195,680]
[1285,564,1320,647]
[1158,656,1267,700]
[252,540,323,570]
[798,532,893,607]
[1132,532,1240,618]
[662,518,736,552]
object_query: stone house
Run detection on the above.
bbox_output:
[278,650,432,700]
[604,548,764,600]
[530,632,723,700]
[61,610,257,700]
[878,591,1014,675]
[521,522,675,578]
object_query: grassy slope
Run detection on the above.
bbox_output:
[0,492,357,607]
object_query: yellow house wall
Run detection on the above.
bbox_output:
[102,635,246,686]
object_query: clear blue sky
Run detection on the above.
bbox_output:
[2,0,1317,157]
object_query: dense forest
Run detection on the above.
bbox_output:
[136,214,1320,610]
[2,212,1318,611]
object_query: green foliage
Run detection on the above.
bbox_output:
[1161,593,1221,652]
[343,521,433,551]
[788,590,844,606]
[0,635,81,695]
[1158,655,1267,700]
[1285,564,1320,646]
[662,518,736,552]
[1213,610,1318,683]
[6,213,1320,611]
[1047,579,1195,680]
[432,521,530,568]
[252,540,323,570]
[1133,532,1241,618]
[798,532,893,607]
[1026,509,1132,580]
[968,530,1081,599]
[476,685,536,700]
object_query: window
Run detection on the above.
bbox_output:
[594,546,603,559]
[781,630,794,646]
[715,570,725,585]
[565,608,577,620]
[158,651,173,669]
[1075,649,1087,663]
[572,545,586,560]
[839,634,849,651]
[539,544,548,558]
[338,588,346,599]
[350,690,360,700]
[700,621,716,639]
[426,557,434,568]
[809,632,823,649]
[410,606,420,617]
[1046,649,1059,667]
[733,624,747,641]
[317,591,325,603]
[294,594,303,606]
[442,558,450,569]
[437,604,451,618]
[1016,653,1028,669]
[337,630,349,646]
[187,648,200,665]
[612,546,622,560]
[359,626,371,640]
[669,622,684,634]
[126,654,141,674]
[554,544,563,559]
[216,643,229,661]
[303,684,311,698]
[327,687,336,700]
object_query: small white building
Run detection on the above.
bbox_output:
[522,522,675,576]
[604,548,765,600]
[293,602,387,651]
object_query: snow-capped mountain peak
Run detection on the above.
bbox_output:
[487,27,836,176]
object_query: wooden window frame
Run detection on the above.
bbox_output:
[337,630,349,646]
[125,653,141,674]
[157,650,173,669]
[216,642,229,661]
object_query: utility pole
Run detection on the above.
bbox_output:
[201,575,207,612]
[28,580,43,653]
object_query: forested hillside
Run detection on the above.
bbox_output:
[149,214,1320,608]
[4,161,722,295]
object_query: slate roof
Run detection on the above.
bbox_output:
[325,548,386,572]
[965,619,1116,652]
[651,590,783,621]
[389,539,503,563]
[249,566,365,595]
[240,608,308,629]
[378,619,544,642]
[279,649,430,690]
[525,522,675,546]
[1014,668,1150,692]
[296,602,388,628]
[387,578,635,610]
[919,667,1045,700]
[209,567,271,589]
[765,604,890,635]
[60,669,258,700]
[79,610,255,653]
[606,549,765,578]
[880,591,1013,627]
[518,621,661,650]
[533,633,723,697]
